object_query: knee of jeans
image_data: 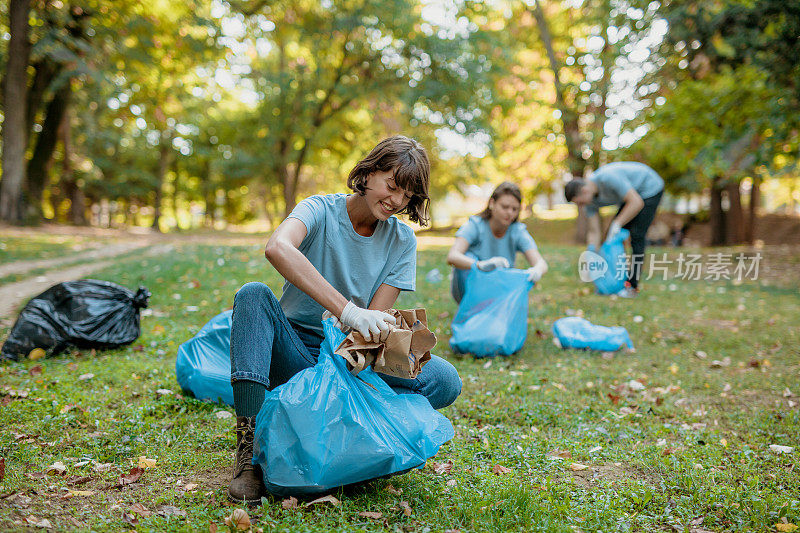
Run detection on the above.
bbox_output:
[429,360,462,409]
[234,282,276,306]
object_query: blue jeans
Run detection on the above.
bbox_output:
[230,282,462,410]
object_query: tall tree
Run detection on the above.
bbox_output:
[231,0,493,216]
[0,0,32,222]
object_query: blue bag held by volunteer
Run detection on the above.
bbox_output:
[252,319,454,497]
[551,316,634,352]
[589,228,630,295]
[449,266,533,358]
[175,310,234,406]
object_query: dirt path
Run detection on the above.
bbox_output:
[0,244,174,326]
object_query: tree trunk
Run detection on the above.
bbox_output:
[530,0,586,179]
[59,104,86,225]
[0,0,32,223]
[280,164,297,218]
[745,176,760,244]
[26,80,71,221]
[709,177,726,246]
[591,0,611,171]
[151,133,173,232]
[724,181,744,244]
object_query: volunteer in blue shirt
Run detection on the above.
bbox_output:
[446,182,548,303]
[564,161,664,297]
[227,136,462,504]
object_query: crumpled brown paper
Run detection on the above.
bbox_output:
[334,308,437,379]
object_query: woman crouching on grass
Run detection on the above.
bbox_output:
[446,181,548,303]
[228,135,462,504]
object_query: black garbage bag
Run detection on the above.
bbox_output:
[1,279,151,361]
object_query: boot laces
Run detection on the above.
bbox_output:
[235,424,255,475]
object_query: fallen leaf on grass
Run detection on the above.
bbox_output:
[66,475,91,486]
[214,411,233,419]
[29,366,43,376]
[184,482,198,491]
[138,456,157,469]
[62,489,94,499]
[0,457,4,482]
[281,496,298,509]
[385,484,403,495]
[109,467,144,488]
[359,511,383,519]
[429,460,453,475]
[446,479,457,486]
[305,495,340,507]
[26,515,53,529]
[569,463,589,471]
[59,404,78,414]
[156,389,173,397]
[710,357,731,368]
[437,311,450,320]
[94,462,114,472]
[783,388,796,398]
[78,373,94,381]
[122,512,138,526]
[548,449,572,459]
[130,503,151,517]
[47,462,66,476]
[28,348,46,361]
[492,465,512,475]
[399,501,412,516]
[445,529,462,533]
[224,509,251,530]
[608,393,621,405]
[776,523,798,532]
[157,505,186,518]
[769,444,794,454]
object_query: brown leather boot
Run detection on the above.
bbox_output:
[227,416,265,504]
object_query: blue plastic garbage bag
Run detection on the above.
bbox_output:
[551,316,634,351]
[253,319,454,497]
[175,310,234,406]
[591,228,630,294]
[449,266,533,357]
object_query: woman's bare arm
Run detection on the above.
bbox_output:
[446,236,476,270]
[264,218,349,317]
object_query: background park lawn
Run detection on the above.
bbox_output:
[0,230,798,532]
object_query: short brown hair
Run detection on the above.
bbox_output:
[564,179,586,202]
[347,135,431,226]
[479,182,523,222]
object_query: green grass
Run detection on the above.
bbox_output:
[0,235,113,263]
[1,237,798,532]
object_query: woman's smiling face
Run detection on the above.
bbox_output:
[364,169,413,221]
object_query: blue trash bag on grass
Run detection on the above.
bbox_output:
[253,319,455,497]
[175,310,234,406]
[450,266,533,358]
[591,228,630,295]
[551,316,634,352]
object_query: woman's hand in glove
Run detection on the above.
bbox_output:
[339,301,396,342]
[475,256,510,271]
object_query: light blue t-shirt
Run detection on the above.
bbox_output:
[455,215,537,267]
[586,162,664,216]
[281,193,417,335]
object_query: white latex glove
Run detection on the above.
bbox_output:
[475,256,510,272]
[526,263,546,283]
[321,309,345,330]
[607,220,622,240]
[339,301,396,343]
